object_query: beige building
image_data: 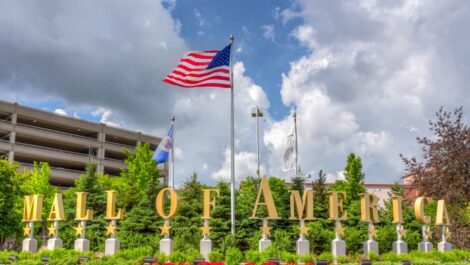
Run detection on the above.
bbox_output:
[0,100,167,187]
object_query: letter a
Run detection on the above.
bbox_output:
[251,175,279,219]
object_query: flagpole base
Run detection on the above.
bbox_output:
[392,240,408,255]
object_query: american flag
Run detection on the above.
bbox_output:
[163,44,232,88]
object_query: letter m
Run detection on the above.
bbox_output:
[23,195,43,221]
[289,190,315,220]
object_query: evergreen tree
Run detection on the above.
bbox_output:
[0,159,21,248]
[312,169,328,219]
[172,172,204,251]
[290,176,305,194]
[343,153,366,206]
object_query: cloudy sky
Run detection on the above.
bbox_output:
[1,0,469,185]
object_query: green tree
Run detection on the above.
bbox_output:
[312,169,328,219]
[0,159,21,247]
[343,153,366,206]
[290,176,305,194]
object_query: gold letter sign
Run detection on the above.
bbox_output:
[105,190,124,220]
[48,193,65,221]
[156,188,178,218]
[251,175,279,219]
[392,196,404,224]
[202,189,219,219]
[328,191,347,220]
[360,193,380,223]
[435,199,450,226]
[414,197,432,224]
[23,195,43,221]
[288,190,314,220]
[75,192,93,220]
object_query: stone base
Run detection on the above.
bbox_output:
[47,238,63,250]
[160,238,173,256]
[332,238,346,257]
[363,239,379,256]
[296,238,309,256]
[74,238,90,252]
[259,238,272,251]
[22,238,38,253]
[105,238,120,256]
[438,241,452,252]
[200,238,212,261]
[418,240,433,252]
[392,240,408,255]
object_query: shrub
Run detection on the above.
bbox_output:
[225,247,243,265]
[208,249,224,262]
[244,249,261,264]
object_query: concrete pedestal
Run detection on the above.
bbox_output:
[418,240,433,252]
[332,238,346,257]
[438,241,452,252]
[22,238,38,253]
[363,239,379,256]
[296,237,309,256]
[160,238,173,256]
[392,240,408,254]
[74,238,90,252]
[47,238,63,250]
[105,238,120,256]
[200,238,212,261]
[259,237,272,251]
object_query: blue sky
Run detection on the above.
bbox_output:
[1,0,469,185]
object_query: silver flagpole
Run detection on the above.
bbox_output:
[293,112,299,177]
[229,34,236,235]
[171,115,175,189]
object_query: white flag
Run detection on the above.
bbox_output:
[283,124,296,171]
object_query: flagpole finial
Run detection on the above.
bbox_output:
[230,34,234,43]
[171,116,175,122]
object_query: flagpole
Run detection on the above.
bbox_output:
[229,34,236,235]
[171,115,175,189]
[293,112,299,177]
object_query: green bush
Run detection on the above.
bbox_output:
[244,249,261,264]
[225,247,243,265]
[208,249,224,262]
[169,251,188,263]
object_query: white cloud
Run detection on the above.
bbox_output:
[211,149,267,182]
[261,24,276,41]
[54,108,68,116]
[194,9,205,27]
[267,0,470,183]
[92,107,122,127]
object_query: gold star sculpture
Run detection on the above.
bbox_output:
[369,224,377,239]
[445,227,451,239]
[398,226,407,238]
[200,225,212,237]
[299,222,309,237]
[159,222,171,236]
[335,222,344,237]
[106,222,117,236]
[23,225,31,237]
[75,224,85,237]
[260,223,272,236]
[425,226,433,240]
[47,224,57,236]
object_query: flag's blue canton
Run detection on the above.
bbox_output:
[206,44,231,69]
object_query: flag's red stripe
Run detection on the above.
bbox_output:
[166,75,230,84]
[180,58,210,66]
[175,64,207,72]
[171,68,229,78]
[163,79,231,88]
[187,53,216,60]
